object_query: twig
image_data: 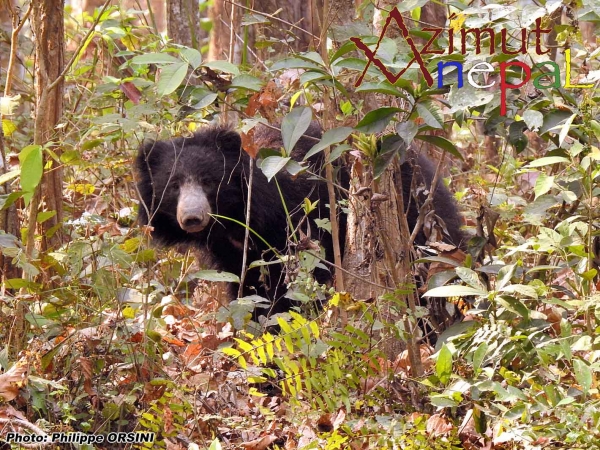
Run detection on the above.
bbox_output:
[223,0,319,40]
[238,158,254,298]
[47,0,112,92]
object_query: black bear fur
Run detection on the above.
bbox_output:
[135,124,465,318]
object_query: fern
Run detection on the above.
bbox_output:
[221,310,386,412]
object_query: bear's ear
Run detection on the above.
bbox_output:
[213,127,242,154]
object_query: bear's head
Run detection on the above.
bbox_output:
[135,126,244,245]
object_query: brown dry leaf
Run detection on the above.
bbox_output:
[332,408,346,430]
[143,382,167,402]
[120,81,141,104]
[395,345,434,375]
[297,422,318,449]
[162,335,186,347]
[163,406,174,434]
[0,359,28,401]
[162,303,192,319]
[79,357,97,399]
[241,435,278,450]
[245,80,280,122]
[241,128,259,159]
[426,413,453,437]
[458,409,489,449]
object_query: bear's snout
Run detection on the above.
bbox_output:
[176,183,212,233]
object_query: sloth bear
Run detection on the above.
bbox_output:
[135,124,464,319]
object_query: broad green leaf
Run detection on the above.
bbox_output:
[525,156,569,168]
[424,285,487,297]
[456,267,485,290]
[496,263,516,290]
[436,344,452,384]
[180,47,202,69]
[415,101,443,128]
[230,74,263,91]
[540,109,573,135]
[508,121,528,153]
[355,81,407,97]
[2,119,16,136]
[396,121,418,146]
[19,145,43,205]
[523,110,543,131]
[156,62,189,96]
[192,270,240,283]
[261,156,291,181]
[534,173,554,199]
[304,127,353,160]
[355,107,404,134]
[429,395,459,408]
[281,107,312,153]
[202,60,240,75]
[131,53,180,64]
[472,342,488,372]
[271,57,324,72]
[192,92,218,109]
[0,169,20,185]
[558,113,577,147]
[573,358,592,393]
[208,438,222,450]
[415,135,464,160]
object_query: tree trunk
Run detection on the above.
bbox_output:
[343,0,423,373]
[167,0,203,49]
[208,0,322,63]
[30,0,65,251]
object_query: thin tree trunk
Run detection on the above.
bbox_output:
[167,0,203,49]
[29,0,65,253]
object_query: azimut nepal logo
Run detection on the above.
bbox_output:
[350,7,595,115]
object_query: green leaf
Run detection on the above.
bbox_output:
[179,47,202,69]
[429,395,459,408]
[496,264,517,290]
[192,92,218,109]
[355,81,406,97]
[573,359,592,393]
[156,62,189,96]
[424,285,487,297]
[271,57,324,72]
[436,344,452,384]
[414,135,464,160]
[508,121,528,153]
[230,74,263,91]
[523,110,543,131]
[281,107,312,153]
[131,53,180,64]
[304,127,353,160]
[355,107,404,134]
[415,101,443,128]
[0,169,20,185]
[524,156,569,168]
[396,121,418,146]
[208,438,222,450]
[202,60,240,75]
[558,113,577,147]
[19,145,43,205]
[472,342,488,373]
[261,156,291,181]
[534,173,554,199]
[192,270,240,283]
[456,267,485,290]
[540,109,573,135]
